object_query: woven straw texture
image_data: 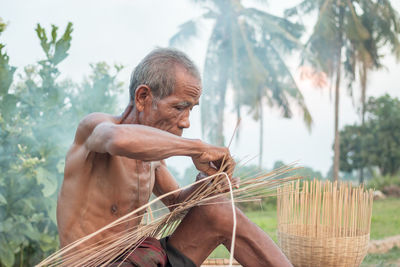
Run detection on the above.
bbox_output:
[277,180,373,267]
[278,227,369,267]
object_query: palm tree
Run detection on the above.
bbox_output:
[343,0,400,183]
[285,0,399,181]
[170,0,312,167]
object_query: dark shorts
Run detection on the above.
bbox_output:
[109,236,196,267]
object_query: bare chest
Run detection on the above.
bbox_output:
[90,155,155,217]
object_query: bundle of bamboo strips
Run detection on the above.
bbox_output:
[37,164,301,267]
[277,180,374,267]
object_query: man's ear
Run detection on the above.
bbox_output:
[135,85,152,112]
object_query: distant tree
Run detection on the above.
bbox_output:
[340,95,400,177]
[0,21,71,267]
[285,0,400,181]
[69,62,124,118]
[170,0,312,167]
[339,124,368,175]
[343,0,400,182]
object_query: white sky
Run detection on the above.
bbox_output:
[1,0,400,176]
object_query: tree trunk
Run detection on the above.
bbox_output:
[359,63,367,184]
[333,4,344,182]
[360,64,367,126]
[258,98,264,168]
[216,86,227,146]
[333,64,341,182]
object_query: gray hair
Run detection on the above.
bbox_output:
[129,48,201,104]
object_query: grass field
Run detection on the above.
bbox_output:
[209,198,400,262]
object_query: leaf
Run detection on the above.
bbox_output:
[0,45,16,95]
[46,198,58,225]
[35,24,50,58]
[51,24,58,44]
[56,158,65,173]
[52,22,73,65]
[0,235,15,267]
[36,167,57,197]
[0,248,14,267]
[0,193,6,205]
[0,18,6,34]
[21,222,41,241]
[39,233,58,251]
[0,218,13,232]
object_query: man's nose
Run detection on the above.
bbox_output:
[178,112,190,129]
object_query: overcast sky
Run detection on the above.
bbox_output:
[1,0,400,176]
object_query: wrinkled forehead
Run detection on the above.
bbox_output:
[174,65,202,98]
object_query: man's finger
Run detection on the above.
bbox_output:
[233,177,240,189]
[204,163,218,176]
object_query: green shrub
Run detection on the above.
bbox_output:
[367,174,400,191]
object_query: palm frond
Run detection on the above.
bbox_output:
[169,20,200,47]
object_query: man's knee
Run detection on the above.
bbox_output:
[195,197,240,233]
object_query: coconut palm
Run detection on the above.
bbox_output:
[170,0,312,167]
[343,0,400,183]
[286,0,399,181]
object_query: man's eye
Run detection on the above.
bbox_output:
[175,106,185,111]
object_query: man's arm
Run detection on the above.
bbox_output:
[80,113,235,176]
[86,123,203,161]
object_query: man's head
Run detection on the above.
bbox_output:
[129,48,201,105]
[130,48,202,136]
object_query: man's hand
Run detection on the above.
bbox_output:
[191,143,236,179]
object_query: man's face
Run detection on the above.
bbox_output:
[143,67,201,136]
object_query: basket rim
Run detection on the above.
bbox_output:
[277,230,370,240]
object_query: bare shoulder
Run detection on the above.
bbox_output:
[64,113,115,179]
[74,112,116,145]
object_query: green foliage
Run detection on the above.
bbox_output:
[69,62,124,118]
[340,95,400,176]
[0,45,16,97]
[0,18,6,34]
[0,21,76,267]
[0,20,16,100]
[286,0,400,181]
[0,21,124,266]
[35,23,73,66]
[368,174,400,192]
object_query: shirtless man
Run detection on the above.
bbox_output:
[57,48,292,267]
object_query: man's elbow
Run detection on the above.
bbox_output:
[106,126,128,156]
[105,126,141,158]
[87,123,125,155]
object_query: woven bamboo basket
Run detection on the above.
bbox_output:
[277,180,374,267]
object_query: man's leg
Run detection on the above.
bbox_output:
[167,198,292,267]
